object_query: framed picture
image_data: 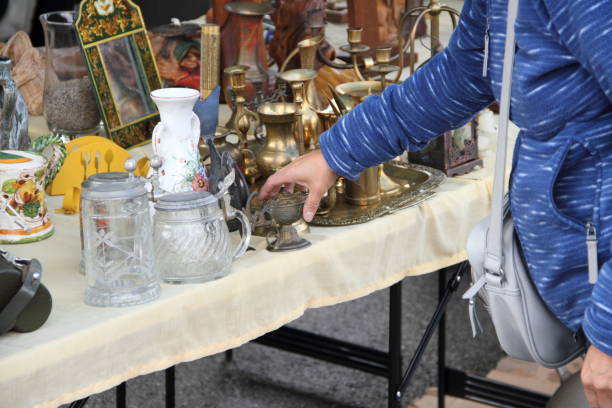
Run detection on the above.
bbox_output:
[75,0,162,148]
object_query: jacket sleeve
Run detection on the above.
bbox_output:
[319,0,494,180]
[541,0,612,103]
[583,250,612,355]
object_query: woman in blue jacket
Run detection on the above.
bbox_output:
[260,0,612,405]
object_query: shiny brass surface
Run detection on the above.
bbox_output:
[345,166,381,206]
[375,47,392,65]
[198,126,240,163]
[279,69,323,149]
[315,107,340,131]
[347,27,364,47]
[256,102,299,177]
[335,81,383,104]
[316,186,337,216]
[291,82,307,155]
[310,162,445,226]
[224,65,258,147]
[279,37,324,110]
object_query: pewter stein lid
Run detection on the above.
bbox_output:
[81,178,146,201]
[81,172,129,190]
[154,191,217,211]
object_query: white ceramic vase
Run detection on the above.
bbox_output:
[150,88,208,193]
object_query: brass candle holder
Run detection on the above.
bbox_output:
[369,46,401,90]
[338,27,373,81]
[224,65,259,149]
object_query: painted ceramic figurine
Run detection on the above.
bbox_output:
[0,57,29,151]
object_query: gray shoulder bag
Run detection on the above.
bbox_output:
[463,0,586,368]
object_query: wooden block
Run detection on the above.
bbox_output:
[326,9,348,24]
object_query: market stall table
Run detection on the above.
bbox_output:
[0,120,528,408]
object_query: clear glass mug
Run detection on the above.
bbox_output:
[40,11,103,139]
[153,191,251,284]
[81,180,159,307]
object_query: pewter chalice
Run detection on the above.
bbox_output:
[265,191,311,252]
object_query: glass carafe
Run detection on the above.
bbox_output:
[40,11,102,139]
[153,191,251,284]
[81,178,159,307]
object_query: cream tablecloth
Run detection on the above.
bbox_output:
[0,117,515,408]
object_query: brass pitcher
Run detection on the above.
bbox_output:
[256,103,299,178]
[279,69,323,150]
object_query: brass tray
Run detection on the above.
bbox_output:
[310,162,445,226]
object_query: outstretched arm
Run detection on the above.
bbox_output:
[260,0,494,219]
[319,0,494,180]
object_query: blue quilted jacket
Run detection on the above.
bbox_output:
[319,0,612,355]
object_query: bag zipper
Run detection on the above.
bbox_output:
[586,222,598,284]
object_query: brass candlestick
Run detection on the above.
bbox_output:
[369,46,401,90]
[338,27,374,81]
[224,65,258,148]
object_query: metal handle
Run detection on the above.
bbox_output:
[231,210,251,261]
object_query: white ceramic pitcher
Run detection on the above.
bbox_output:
[150,88,208,193]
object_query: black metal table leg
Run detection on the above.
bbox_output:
[388,281,403,408]
[166,366,175,408]
[438,267,447,408]
[225,349,234,362]
[116,382,126,408]
[68,397,89,408]
[394,263,467,404]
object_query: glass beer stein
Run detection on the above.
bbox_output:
[81,178,159,307]
[153,191,251,284]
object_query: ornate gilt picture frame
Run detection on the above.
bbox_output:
[75,0,162,148]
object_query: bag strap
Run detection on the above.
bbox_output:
[484,0,519,277]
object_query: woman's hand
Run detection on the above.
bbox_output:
[582,345,612,407]
[258,150,337,222]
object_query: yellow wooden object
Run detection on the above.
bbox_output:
[65,136,110,155]
[49,139,149,196]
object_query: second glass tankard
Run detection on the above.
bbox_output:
[153,191,251,283]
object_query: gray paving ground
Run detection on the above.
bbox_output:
[71,272,503,408]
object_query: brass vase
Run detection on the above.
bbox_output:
[256,102,299,177]
[279,69,323,150]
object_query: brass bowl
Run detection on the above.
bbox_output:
[279,68,318,83]
[335,81,383,104]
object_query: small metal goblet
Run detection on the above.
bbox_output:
[265,192,311,252]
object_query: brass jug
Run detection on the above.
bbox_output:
[256,103,299,178]
[279,69,323,150]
